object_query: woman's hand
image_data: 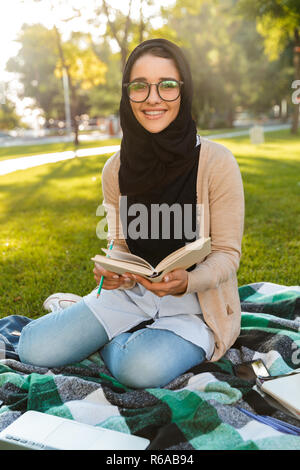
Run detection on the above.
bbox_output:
[93,264,132,290]
[124,269,188,297]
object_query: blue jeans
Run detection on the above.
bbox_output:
[18,299,206,389]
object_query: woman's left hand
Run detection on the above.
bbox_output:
[122,269,188,297]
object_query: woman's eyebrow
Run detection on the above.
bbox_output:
[131,76,178,82]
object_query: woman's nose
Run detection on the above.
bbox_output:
[146,84,162,103]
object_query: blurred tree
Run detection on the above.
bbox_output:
[53,29,107,144]
[0,99,22,130]
[154,0,255,128]
[7,24,107,145]
[6,24,65,121]
[87,38,121,117]
[81,0,158,117]
[151,0,294,128]
[8,0,295,135]
[88,0,156,71]
[101,0,133,72]
[236,0,300,133]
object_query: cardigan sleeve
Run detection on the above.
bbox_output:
[101,152,128,252]
[185,148,245,294]
[100,152,136,290]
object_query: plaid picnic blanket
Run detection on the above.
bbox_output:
[0,282,299,450]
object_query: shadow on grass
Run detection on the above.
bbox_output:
[0,154,111,317]
[0,154,109,225]
[237,154,299,173]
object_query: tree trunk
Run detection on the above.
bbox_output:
[74,118,79,146]
[53,25,80,145]
[70,86,79,147]
[226,106,235,128]
[291,28,300,134]
[120,47,128,73]
[139,0,145,43]
[102,0,132,74]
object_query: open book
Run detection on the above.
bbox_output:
[257,369,300,420]
[91,237,211,283]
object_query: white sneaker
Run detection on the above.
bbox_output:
[43,293,83,312]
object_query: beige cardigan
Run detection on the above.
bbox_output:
[100,137,245,362]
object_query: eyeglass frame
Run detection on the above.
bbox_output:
[123,79,184,103]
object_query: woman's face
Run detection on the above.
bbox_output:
[129,53,181,133]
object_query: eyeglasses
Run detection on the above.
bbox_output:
[123,79,184,103]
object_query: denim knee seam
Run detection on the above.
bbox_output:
[108,327,157,351]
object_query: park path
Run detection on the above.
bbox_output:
[0,124,290,176]
[0,145,121,176]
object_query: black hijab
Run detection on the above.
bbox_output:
[118,39,201,267]
[118,38,200,199]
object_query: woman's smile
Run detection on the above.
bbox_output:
[142,108,168,119]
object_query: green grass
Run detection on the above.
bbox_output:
[0,129,299,319]
[0,138,121,161]
[198,127,249,136]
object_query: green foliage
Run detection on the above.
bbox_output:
[55,33,107,90]
[236,0,300,60]
[156,0,265,127]
[86,39,122,117]
[151,0,298,127]
[0,100,22,130]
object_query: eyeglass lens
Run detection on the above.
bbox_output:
[127,80,180,102]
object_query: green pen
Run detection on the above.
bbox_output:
[97,239,114,298]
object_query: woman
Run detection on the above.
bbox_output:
[18,39,244,389]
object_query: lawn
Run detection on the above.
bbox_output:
[0,129,299,319]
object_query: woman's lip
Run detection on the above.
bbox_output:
[142,110,167,119]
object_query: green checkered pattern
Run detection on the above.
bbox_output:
[0,282,299,450]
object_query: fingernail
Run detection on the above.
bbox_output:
[113,275,119,279]
[164,276,169,282]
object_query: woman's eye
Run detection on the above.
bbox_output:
[161,81,177,89]
[131,82,147,91]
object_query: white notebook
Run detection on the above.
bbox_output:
[261,373,300,419]
[0,411,150,450]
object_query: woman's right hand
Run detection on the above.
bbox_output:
[93,264,132,290]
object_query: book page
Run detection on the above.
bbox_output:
[155,238,211,273]
[100,248,154,270]
[92,256,154,277]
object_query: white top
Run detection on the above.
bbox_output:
[83,283,215,360]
